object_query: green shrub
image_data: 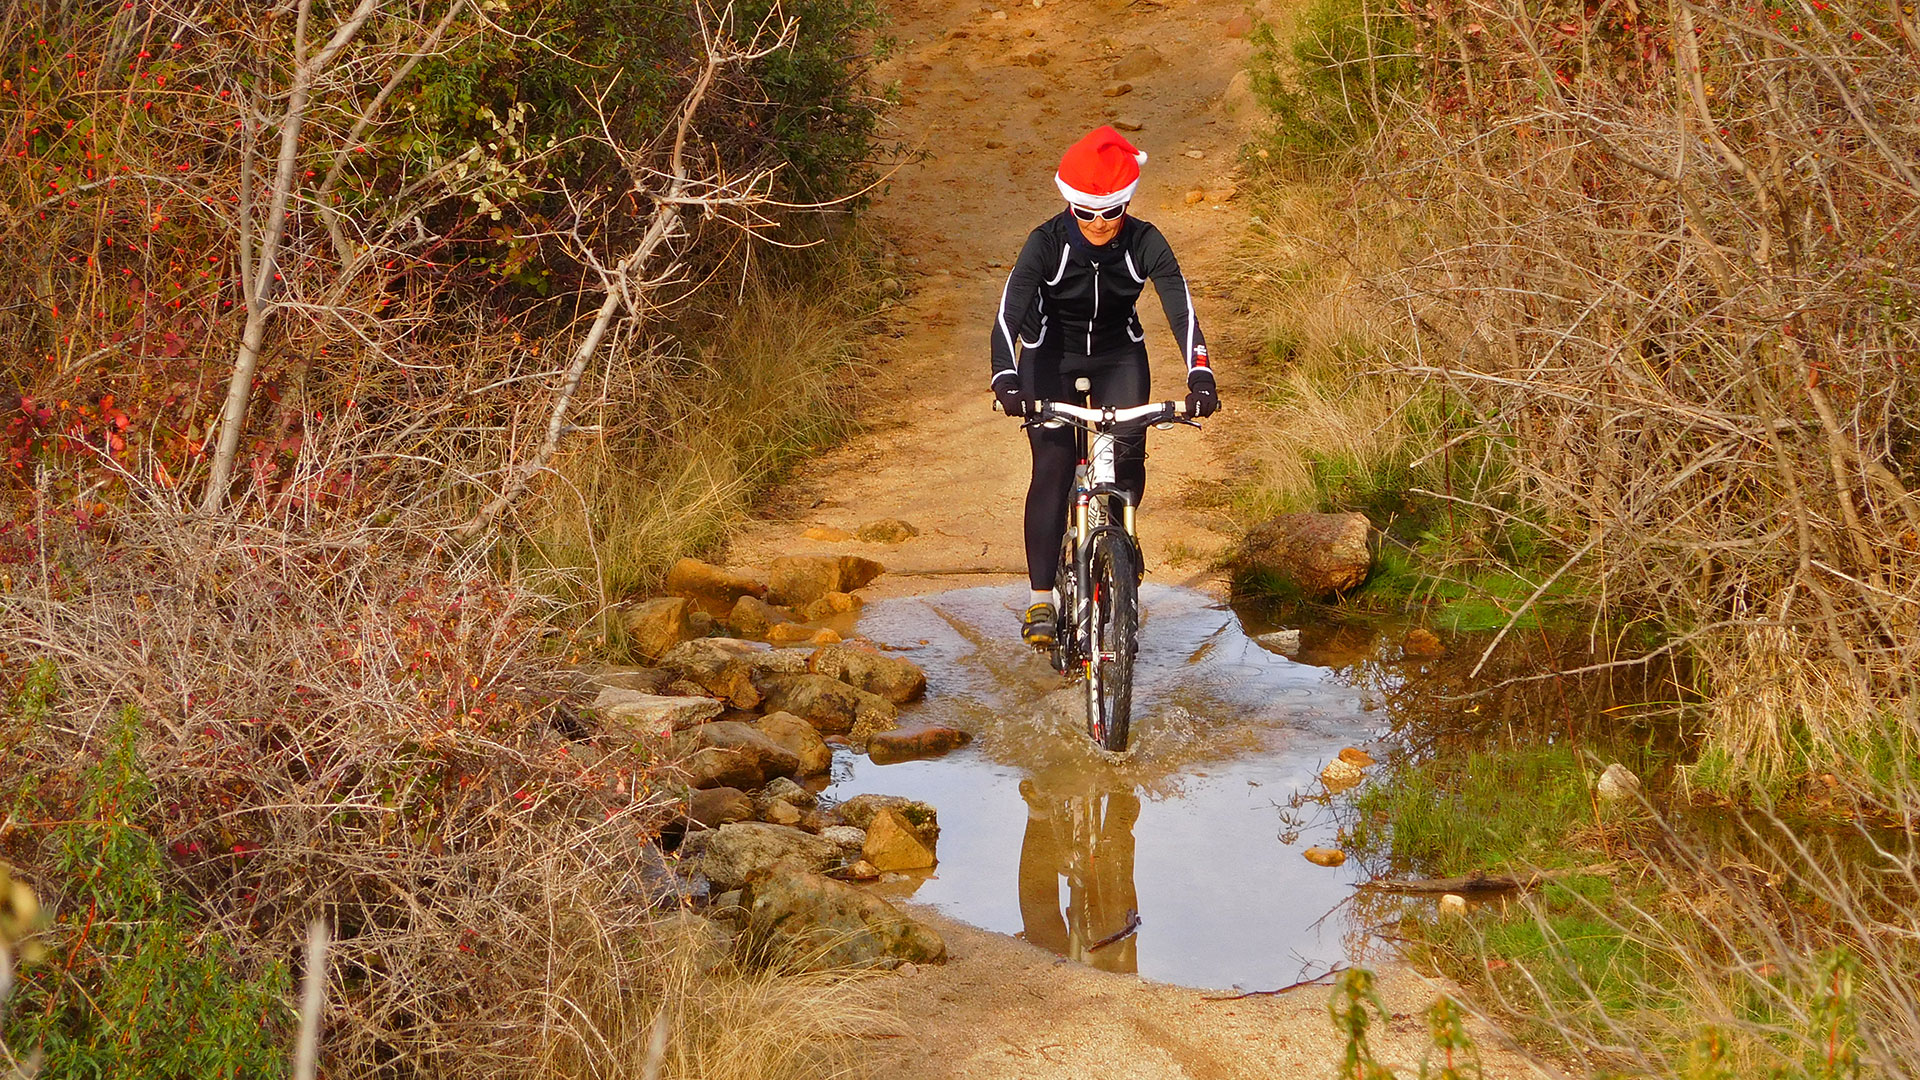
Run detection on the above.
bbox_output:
[1248,0,1417,165]
[4,706,290,1079]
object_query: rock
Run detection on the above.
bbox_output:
[701,823,842,888]
[809,644,927,704]
[1403,628,1445,658]
[797,809,840,834]
[1439,893,1469,916]
[1596,762,1641,803]
[836,795,939,843]
[1112,116,1144,132]
[751,712,834,776]
[1222,11,1254,36]
[1234,512,1374,600]
[768,555,886,606]
[1338,747,1376,768]
[868,726,973,765]
[811,629,843,646]
[1109,44,1165,80]
[1256,628,1303,657]
[844,860,880,882]
[897,961,919,977]
[1303,846,1348,867]
[586,666,675,694]
[664,558,765,603]
[757,673,898,737]
[798,590,864,622]
[1024,84,1046,99]
[819,825,868,853]
[756,776,818,811]
[1183,148,1206,159]
[660,638,767,708]
[590,687,723,737]
[849,708,899,748]
[710,888,745,914]
[1102,82,1133,97]
[649,909,734,973]
[766,622,821,646]
[1205,187,1238,204]
[675,722,803,789]
[762,801,803,826]
[740,865,946,970]
[664,678,710,698]
[1321,758,1365,791]
[862,806,938,871]
[803,525,854,542]
[727,595,794,638]
[622,597,697,662]
[686,786,754,829]
[1185,188,1206,205]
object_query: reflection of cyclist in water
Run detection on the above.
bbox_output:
[1016,777,1141,973]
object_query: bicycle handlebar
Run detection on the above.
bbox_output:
[1033,400,1190,425]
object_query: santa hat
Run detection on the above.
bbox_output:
[1054,126,1148,210]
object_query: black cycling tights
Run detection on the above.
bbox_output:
[1022,349,1150,591]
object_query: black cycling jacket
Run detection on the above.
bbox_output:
[988,212,1209,389]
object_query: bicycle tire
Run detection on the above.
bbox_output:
[1083,530,1139,752]
[1051,532,1078,674]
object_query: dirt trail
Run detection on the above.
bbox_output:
[729,0,1553,1075]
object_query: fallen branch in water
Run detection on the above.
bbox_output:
[1202,965,1348,1001]
[1086,908,1142,952]
[1357,864,1616,894]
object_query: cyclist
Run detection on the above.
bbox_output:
[989,125,1219,648]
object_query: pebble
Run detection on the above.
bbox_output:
[1338,746,1375,768]
[898,961,920,976]
[1113,117,1144,132]
[1103,82,1134,97]
[1321,758,1365,790]
[991,8,1007,17]
[1185,189,1206,205]
[1439,893,1469,916]
[1303,847,1347,867]
[1184,148,1206,159]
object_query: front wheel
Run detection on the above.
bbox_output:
[1083,530,1138,752]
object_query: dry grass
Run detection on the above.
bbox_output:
[0,477,890,1078]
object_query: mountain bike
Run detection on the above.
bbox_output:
[1024,387,1200,751]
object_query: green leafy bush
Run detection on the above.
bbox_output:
[1248,0,1417,165]
[4,706,290,1079]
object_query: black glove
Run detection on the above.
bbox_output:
[995,380,1029,418]
[1185,369,1219,418]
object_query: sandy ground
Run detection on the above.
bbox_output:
[727,0,1561,1074]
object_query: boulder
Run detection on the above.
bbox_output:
[727,595,793,639]
[751,711,834,777]
[622,597,697,661]
[660,638,767,709]
[757,673,898,737]
[836,794,939,844]
[755,775,818,811]
[586,666,675,694]
[590,687,723,737]
[700,823,842,888]
[1233,513,1374,600]
[686,787,754,829]
[674,722,803,790]
[766,622,822,646]
[819,825,868,854]
[867,726,972,766]
[1596,762,1642,803]
[857,519,919,544]
[740,865,946,970]
[1320,757,1365,791]
[862,806,937,872]
[664,558,765,603]
[849,708,900,749]
[809,644,927,704]
[797,590,864,622]
[767,555,886,606]
[762,801,803,826]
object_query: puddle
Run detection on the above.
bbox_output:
[823,584,1395,992]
